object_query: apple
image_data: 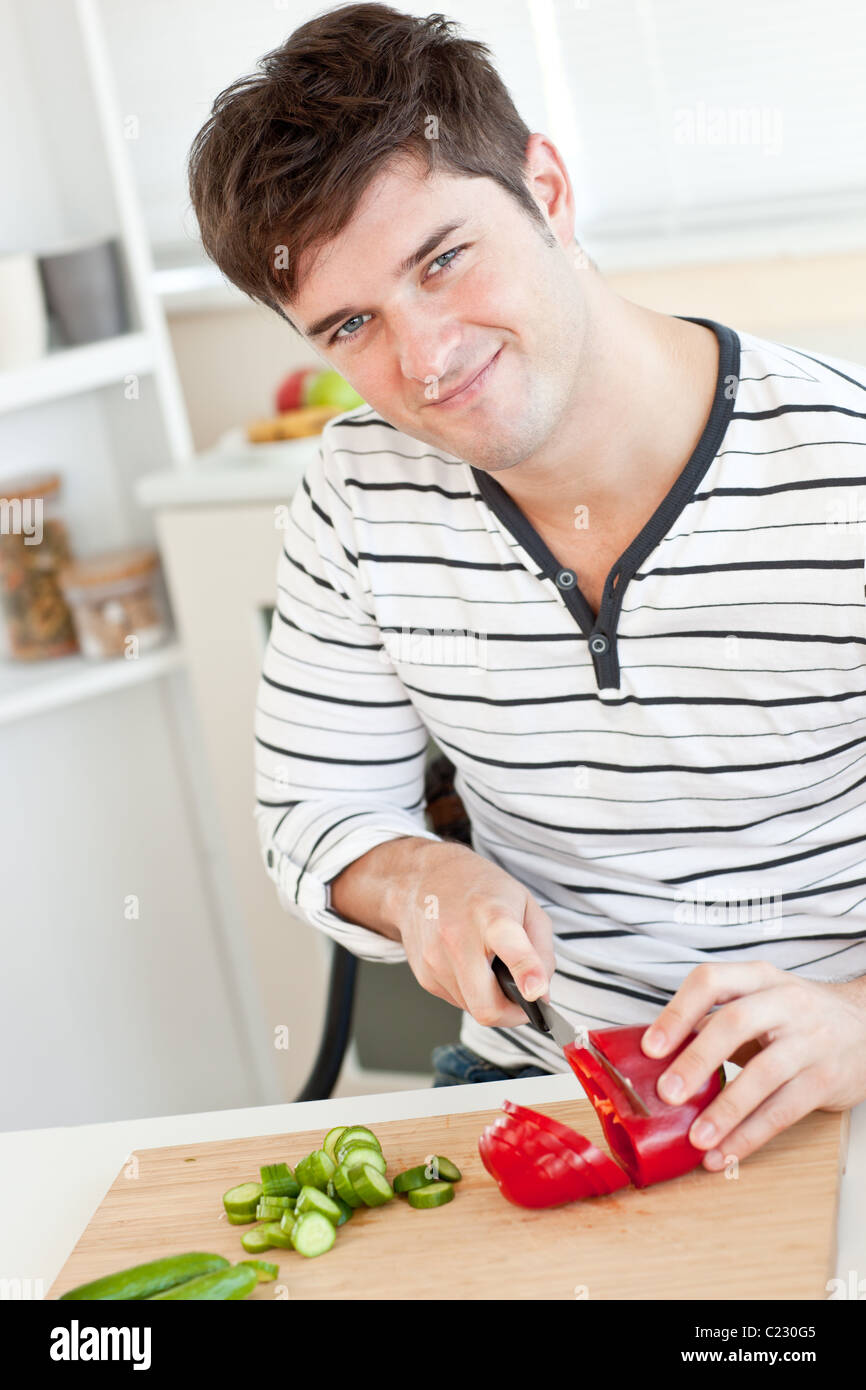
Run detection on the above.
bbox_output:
[275,367,318,413]
[303,369,364,411]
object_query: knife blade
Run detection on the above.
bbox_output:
[491,955,651,1117]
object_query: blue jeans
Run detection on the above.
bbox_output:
[431,1042,550,1087]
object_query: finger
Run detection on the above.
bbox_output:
[451,918,543,1028]
[699,1069,822,1171]
[449,947,531,1029]
[683,1039,803,1151]
[418,974,463,1011]
[457,967,538,1029]
[696,1017,765,1068]
[522,896,557,991]
[656,985,791,1104]
[484,912,549,1001]
[642,960,783,1059]
[406,947,464,1013]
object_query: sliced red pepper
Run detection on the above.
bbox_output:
[488,1116,610,1197]
[478,1129,601,1208]
[565,1025,725,1188]
[478,1102,631,1207]
[499,1100,629,1194]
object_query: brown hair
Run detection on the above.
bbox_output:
[187,2,555,328]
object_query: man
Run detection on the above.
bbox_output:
[188,3,866,1169]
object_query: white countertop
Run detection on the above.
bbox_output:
[2,1074,864,1296]
[136,433,318,510]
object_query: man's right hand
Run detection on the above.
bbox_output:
[330,838,556,1027]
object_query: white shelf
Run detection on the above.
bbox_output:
[0,331,155,416]
[151,262,248,315]
[0,638,184,726]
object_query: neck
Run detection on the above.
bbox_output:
[494,278,720,535]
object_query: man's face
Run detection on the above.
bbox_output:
[287,153,585,473]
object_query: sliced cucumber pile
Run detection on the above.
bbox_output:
[221,1128,462,1265]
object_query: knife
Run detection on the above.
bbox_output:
[491,955,652,1117]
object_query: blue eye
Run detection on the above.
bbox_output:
[331,313,369,344]
[329,244,467,345]
[429,246,463,273]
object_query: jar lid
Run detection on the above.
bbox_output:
[59,547,160,588]
[0,472,62,501]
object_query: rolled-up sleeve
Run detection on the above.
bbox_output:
[253,419,443,964]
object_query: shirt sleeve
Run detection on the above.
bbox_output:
[253,419,443,964]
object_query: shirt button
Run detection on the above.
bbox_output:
[589,633,609,654]
[555,568,576,589]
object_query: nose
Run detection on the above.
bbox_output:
[392,303,463,394]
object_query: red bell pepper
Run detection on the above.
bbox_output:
[478,1103,629,1208]
[477,1025,726,1208]
[565,1025,725,1188]
[479,1128,596,1207]
[487,1113,616,1197]
[499,1098,629,1194]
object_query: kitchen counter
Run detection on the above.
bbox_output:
[2,1074,864,1297]
[136,432,318,510]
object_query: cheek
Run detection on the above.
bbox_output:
[461,262,524,329]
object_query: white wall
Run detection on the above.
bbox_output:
[0,672,260,1130]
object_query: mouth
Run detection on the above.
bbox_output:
[425,346,503,410]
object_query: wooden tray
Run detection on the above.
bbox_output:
[48,1097,848,1300]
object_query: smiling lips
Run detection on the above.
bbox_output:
[426,346,502,408]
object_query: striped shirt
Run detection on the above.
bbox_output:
[254,315,866,1075]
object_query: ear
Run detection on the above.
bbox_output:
[522,132,576,250]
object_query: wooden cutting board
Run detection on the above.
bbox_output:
[48,1097,848,1301]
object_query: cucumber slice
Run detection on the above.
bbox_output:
[258,1220,294,1250]
[335,1126,382,1155]
[238,1259,279,1282]
[226,1211,258,1225]
[256,1197,295,1221]
[290,1211,336,1257]
[240,1220,293,1254]
[322,1126,349,1163]
[294,1150,336,1191]
[394,1156,462,1192]
[149,1265,257,1300]
[240,1225,276,1254]
[223,1182,263,1215]
[427,1155,462,1183]
[332,1195,354,1226]
[407,1181,455,1209]
[350,1163,394,1207]
[326,1179,354,1225]
[293,1185,343,1225]
[393,1164,432,1193]
[260,1163,300,1198]
[338,1135,385,1159]
[332,1163,363,1207]
[341,1144,387,1176]
[336,1130,382,1161]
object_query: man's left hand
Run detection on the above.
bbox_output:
[640,961,866,1169]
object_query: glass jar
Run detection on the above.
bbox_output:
[0,472,78,659]
[58,547,170,659]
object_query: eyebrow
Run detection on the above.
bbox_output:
[303,219,467,340]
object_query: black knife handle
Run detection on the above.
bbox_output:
[491,955,550,1034]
